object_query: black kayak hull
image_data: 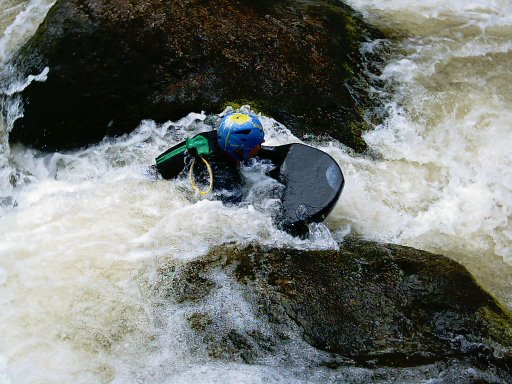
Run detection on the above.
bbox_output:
[260,143,344,234]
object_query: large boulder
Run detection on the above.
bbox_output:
[153,237,512,381]
[10,0,384,151]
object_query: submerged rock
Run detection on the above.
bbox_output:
[10,0,384,151]
[154,237,512,381]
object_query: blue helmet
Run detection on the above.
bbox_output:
[217,112,265,161]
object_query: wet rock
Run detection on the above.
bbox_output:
[10,0,384,151]
[159,237,512,381]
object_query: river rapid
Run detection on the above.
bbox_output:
[0,0,511,383]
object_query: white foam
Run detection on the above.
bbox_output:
[0,355,11,384]
[2,66,49,96]
[0,267,6,286]
[0,107,345,379]
[345,0,512,19]
[0,0,55,64]
[0,0,55,202]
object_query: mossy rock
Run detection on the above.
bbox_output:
[158,237,512,380]
[10,0,386,151]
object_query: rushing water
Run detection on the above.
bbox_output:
[1,0,511,382]
[342,0,512,306]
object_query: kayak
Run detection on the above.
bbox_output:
[259,143,344,234]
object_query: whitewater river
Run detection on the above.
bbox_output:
[1,0,511,382]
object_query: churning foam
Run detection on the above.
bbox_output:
[328,0,512,306]
[345,0,512,31]
[0,111,340,383]
[0,0,54,203]
[0,0,55,64]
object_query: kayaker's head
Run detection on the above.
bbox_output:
[217,112,265,161]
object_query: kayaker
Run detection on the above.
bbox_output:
[154,111,345,236]
[154,112,267,202]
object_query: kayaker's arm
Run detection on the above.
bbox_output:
[155,132,215,180]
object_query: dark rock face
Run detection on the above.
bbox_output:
[10,0,383,151]
[155,238,512,381]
